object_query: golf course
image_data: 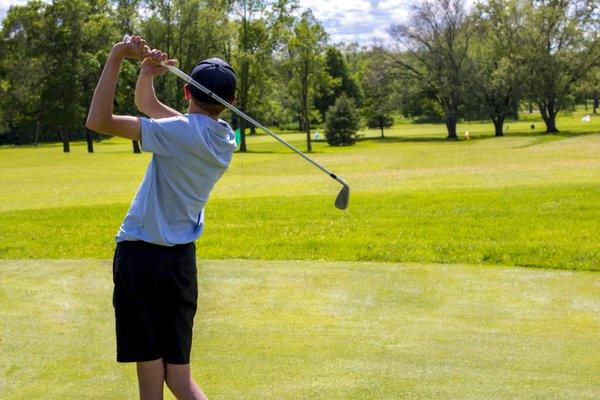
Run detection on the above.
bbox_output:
[1,111,599,399]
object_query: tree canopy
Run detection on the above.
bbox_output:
[0,0,599,148]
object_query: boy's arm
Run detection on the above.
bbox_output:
[135,55,182,119]
[86,37,148,139]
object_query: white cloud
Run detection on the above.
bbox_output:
[299,0,409,45]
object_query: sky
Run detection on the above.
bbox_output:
[0,0,410,45]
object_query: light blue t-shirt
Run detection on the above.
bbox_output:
[116,113,236,246]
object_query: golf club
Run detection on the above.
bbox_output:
[123,34,350,210]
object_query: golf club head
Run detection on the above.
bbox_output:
[335,185,350,210]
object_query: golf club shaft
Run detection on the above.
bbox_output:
[161,63,348,187]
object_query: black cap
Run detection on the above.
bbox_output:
[189,58,236,105]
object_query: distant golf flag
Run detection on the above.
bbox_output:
[314,131,321,140]
[582,115,591,123]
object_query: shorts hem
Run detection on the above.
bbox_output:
[117,353,163,363]
[162,358,191,365]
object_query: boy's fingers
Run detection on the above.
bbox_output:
[165,59,178,67]
[142,45,152,58]
[159,53,168,62]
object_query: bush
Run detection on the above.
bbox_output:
[324,95,360,146]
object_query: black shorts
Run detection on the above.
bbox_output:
[112,240,197,364]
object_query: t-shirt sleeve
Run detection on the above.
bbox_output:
[140,116,193,156]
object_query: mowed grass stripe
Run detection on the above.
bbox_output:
[1,186,599,270]
[0,259,598,399]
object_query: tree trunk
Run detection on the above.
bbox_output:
[545,116,558,133]
[239,124,247,152]
[132,140,141,153]
[62,131,70,153]
[304,101,312,151]
[85,129,94,153]
[584,99,587,111]
[250,125,256,135]
[493,117,505,137]
[594,94,599,114]
[380,117,385,138]
[528,102,533,113]
[33,119,40,146]
[445,112,458,139]
[538,102,559,133]
[305,112,312,152]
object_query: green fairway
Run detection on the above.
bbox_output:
[0,259,598,399]
[1,111,600,270]
[1,111,600,399]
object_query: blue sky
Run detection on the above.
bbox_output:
[0,0,411,44]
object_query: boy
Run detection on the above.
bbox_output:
[87,35,236,400]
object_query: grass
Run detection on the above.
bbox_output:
[1,109,600,270]
[0,111,600,400]
[1,109,600,399]
[0,259,598,399]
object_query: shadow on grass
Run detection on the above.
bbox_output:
[507,130,600,148]
[358,136,450,143]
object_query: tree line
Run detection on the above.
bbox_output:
[0,0,598,152]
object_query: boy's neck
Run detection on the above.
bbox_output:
[188,103,220,121]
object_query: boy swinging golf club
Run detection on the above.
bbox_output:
[88,34,349,399]
[87,35,235,399]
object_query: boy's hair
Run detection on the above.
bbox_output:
[192,97,227,116]
[189,58,236,110]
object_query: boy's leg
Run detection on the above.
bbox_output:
[165,363,208,400]
[137,358,165,400]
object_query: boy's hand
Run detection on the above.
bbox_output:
[140,49,178,77]
[112,35,150,60]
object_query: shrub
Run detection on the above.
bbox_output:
[324,94,360,146]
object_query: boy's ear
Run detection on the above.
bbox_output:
[183,84,192,100]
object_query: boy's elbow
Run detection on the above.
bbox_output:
[86,116,100,132]
[86,115,107,133]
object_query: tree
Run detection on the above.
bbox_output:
[324,94,359,146]
[0,0,117,149]
[42,0,93,152]
[390,0,473,139]
[287,9,328,151]
[361,48,396,138]
[114,0,142,153]
[315,46,362,118]
[521,0,600,133]
[592,68,600,114]
[0,0,46,145]
[575,67,600,114]
[470,0,526,136]
[232,0,272,152]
